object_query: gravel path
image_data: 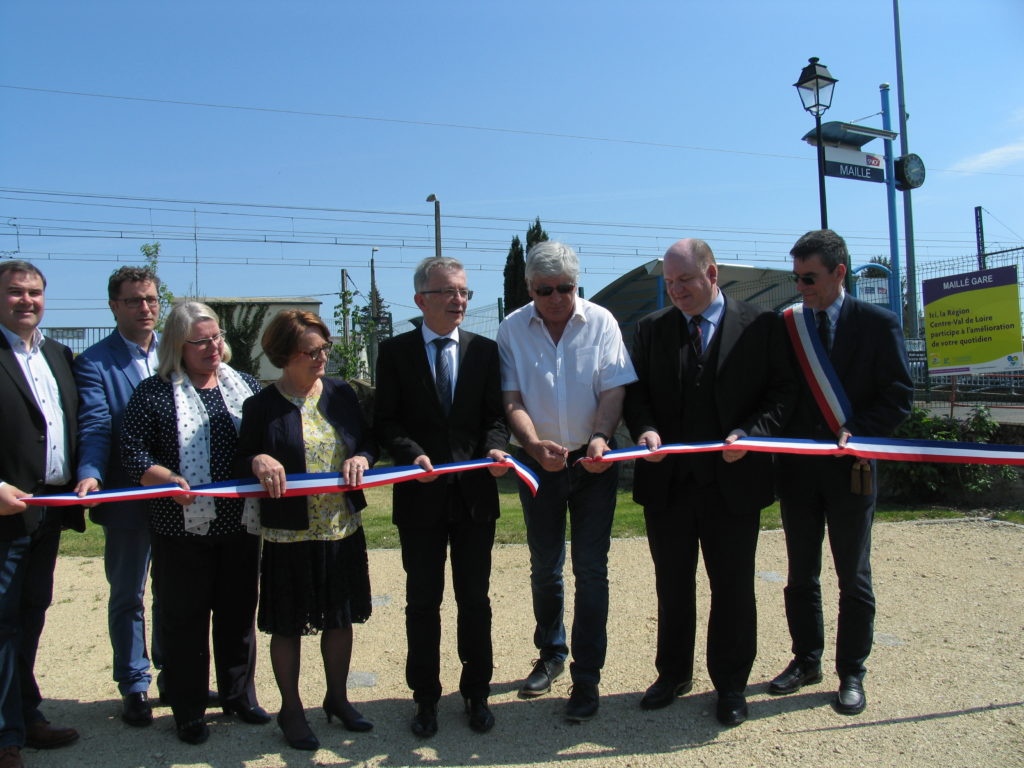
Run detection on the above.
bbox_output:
[29,520,1024,768]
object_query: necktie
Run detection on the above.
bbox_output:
[816,311,831,353]
[689,315,704,360]
[432,337,453,414]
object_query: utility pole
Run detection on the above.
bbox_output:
[893,0,920,337]
[976,206,986,270]
[341,269,350,343]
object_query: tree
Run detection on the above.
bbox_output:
[861,256,891,279]
[503,218,550,316]
[140,242,175,329]
[207,301,269,378]
[503,235,528,315]
[330,283,370,383]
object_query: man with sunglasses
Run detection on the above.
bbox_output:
[497,241,636,722]
[770,230,912,716]
[623,238,795,727]
[73,266,164,726]
[375,256,509,738]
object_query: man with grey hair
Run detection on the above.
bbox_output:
[375,256,509,738]
[73,265,163,726]
[496,241,636,722]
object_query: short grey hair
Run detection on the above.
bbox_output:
[413,256,465,293]
[525,241,579,285]
[157,301,233,381]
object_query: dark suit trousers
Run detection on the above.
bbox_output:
[150,531,260,723]
[397,490,494,703]
[0,510,61,749]
[778,455,875,679]
[645,481,759,695]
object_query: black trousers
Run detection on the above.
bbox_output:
[644,482,760,695]
[778,455,876,679]
[397,496,494,703]
[150,530,260,723]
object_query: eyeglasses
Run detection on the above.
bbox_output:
[299,344,332,361]
[116,296,161,309]
[184,331,226,348]
[791,274,817,286]
[532,283,575,297]
[419,288,474,300]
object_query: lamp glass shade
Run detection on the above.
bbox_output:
[794,58,837,116]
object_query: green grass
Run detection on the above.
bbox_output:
[57,476,1024,557]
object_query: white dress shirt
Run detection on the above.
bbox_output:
[497,296,637,450]
[421,325,460,389]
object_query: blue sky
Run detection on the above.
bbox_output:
[2,0,1022,332]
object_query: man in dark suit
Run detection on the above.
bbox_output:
[374,256,509,738]
[73,266,163,726]
[769,229,912,716]
[623,239,795,727]
[0,261,84,768]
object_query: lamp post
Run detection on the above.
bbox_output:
[425,194,441,259]
[368,246,380,384]
[794,57,837,230]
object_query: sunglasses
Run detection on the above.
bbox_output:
[533,283,575,297]
[791,274,817,286]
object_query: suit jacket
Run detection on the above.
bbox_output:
[234,377,378,530]
[74,330,154,528]
[623,295,796,515]
[777,295,913,496]
[374,328,509,528]
[0,331,84,539]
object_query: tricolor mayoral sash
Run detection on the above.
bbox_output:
[782,305,852,434]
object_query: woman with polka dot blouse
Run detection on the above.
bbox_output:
[234,310,377,752]
[121,301,268,745]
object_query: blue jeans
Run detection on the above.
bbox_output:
[0,513,61,749]
[516,448,617,686]
[104,525,162,695]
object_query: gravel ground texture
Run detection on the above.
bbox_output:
[26,519,1024,768]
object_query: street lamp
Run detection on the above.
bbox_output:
[425,194,441,259]
[794,57,837,229]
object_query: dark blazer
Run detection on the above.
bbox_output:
[374,329,508,528]
[74,330,153,528]
[624,295,796,515]
[234,377,377,530]
[0,332,84,539]
[777,295,913,497]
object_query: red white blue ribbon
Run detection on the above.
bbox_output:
[783,306,853,434]
[579,435,1024,466]
[23,455,539,507]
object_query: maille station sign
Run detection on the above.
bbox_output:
[824,147,885,183]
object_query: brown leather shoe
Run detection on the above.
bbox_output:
[24,720,79,749]
[0,746,23,768]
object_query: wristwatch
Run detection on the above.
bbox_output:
[589,432,610,443]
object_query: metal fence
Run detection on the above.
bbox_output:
[42,327,113,355]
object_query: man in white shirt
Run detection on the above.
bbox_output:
[0,261,83,768]
[496,241,636,723]
[73,266,163,727]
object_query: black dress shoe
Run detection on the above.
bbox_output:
[410,702,438,738]
[768,659,822,695]
[322,696,373,731]
[122,691,154,727]
[176,718,210,745]
[715,693,748,727]
[519,659,565,698]
[277,709,320,751]
[833,676,867,715]
[222,699,272,725]
[565,682,599,722]
[464,697,495,733]
[639,676,694,710]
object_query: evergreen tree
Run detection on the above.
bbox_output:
[525,216,549,252]
[503,235,528,314]
[139,242,175,330]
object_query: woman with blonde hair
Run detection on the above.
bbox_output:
[122,301,269,745]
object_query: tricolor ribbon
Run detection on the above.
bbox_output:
[577,435,1024,466]
[783,306,853,434]
[23,455,539,507]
